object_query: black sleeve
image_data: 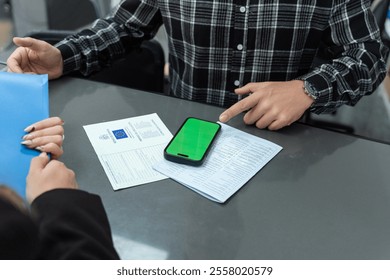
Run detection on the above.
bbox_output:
[0,199,39,260]
[57,0,163,75]
[31,189,120,260]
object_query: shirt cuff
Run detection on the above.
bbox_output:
[56,42,80,75]
[297,71,333,114]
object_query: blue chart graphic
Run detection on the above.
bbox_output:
[112,129,128,140]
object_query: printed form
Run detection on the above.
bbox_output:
[153,123,282,203]
[83,113,173,190]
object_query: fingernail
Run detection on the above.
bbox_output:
[36,146,43,151]
[24,125,35,133]
[21,140,33,145]
[39,152,47,157]
[219,114,228,122]
[22,134,32,140]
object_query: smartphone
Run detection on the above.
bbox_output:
[164,117,221,166]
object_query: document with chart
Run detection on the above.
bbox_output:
[83,113,173,190]
[153,123,282,203]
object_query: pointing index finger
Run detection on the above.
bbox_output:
[219,96,256,123]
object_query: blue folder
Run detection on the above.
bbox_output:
[0,72,49,199]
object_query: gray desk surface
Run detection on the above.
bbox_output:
[50,77,390,260]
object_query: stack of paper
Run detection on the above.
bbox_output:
[153,123,282,203]
[83,113,173,190]
[84,114,282,203]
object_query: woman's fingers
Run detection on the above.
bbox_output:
[24,117,64,133]
[21,134,63,148]
[22,125,64,141]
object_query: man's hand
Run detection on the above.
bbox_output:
[26,152,78,204]
[219,80,314,130]
[7,37,63,80]
[22,117,65,159]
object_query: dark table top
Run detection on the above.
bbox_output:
[50,77,390,259]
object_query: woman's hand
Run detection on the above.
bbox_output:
[26,152,78,203]
[21,117,65,159]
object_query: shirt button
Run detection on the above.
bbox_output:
[240,6,246,13]
[234,80,240,87]
[237,44,243,50]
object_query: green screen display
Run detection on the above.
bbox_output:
[165,118,220,161]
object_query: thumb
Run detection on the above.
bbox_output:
[235,83,253,95]
[12,37,47,51]
[29,152,50,174]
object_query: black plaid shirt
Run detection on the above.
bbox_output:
[57,0,388,113]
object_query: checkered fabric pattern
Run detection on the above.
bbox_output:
[57,0,388,113]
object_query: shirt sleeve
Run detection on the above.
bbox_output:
[31,189,120,260]
[299,0,388,114]
[56,0,162,76]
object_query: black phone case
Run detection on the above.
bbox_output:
[163,117,221,166]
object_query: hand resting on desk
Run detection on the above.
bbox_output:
[219,80,314,130]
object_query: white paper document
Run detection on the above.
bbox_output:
[153,123,282,203]
[83,113,173,190]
